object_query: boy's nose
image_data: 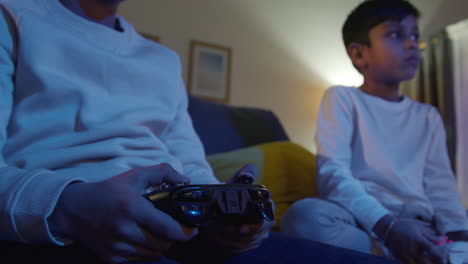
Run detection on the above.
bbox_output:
[406,39,419,50]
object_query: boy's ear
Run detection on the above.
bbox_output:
[347,42,368,71]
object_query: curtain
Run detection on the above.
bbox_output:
[401,19,468,207]
[447,19,468,207]
[400,30,457,172]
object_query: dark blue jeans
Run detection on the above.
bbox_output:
[1,232,396,264]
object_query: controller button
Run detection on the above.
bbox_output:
[249,189,270,200]
[178,191,211,201]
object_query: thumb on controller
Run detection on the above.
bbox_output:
[226,163,258,184]
[133,163,190,190]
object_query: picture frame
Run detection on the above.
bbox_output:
[188,40,232,104]
[140,33,160,43]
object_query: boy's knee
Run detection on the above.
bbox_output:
[281,198,336,234]
[280,198,371,252]
[283,198,341,219]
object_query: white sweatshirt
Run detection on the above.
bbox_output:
[316,86,468,234]
[0,0,218,245]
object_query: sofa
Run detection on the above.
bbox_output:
[187,96,318,230]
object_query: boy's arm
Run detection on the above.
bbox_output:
[0,5,86,245]
[316,87,390,233]
[422,109,468,236]
[159,75,219,185]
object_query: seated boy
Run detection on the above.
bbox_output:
[281,0,468,263]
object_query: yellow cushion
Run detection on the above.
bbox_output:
[206,145,264,183]
[207,141,317,230]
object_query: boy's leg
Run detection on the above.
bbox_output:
[165,232,396,264]
[220,232,396,264]
[0,241,179,264]
[280,198,373,253]
[0,228,392,264]
[9,233,387,264]
[0,241,105,264]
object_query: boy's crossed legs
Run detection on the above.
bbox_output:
[281,198,468,264]
[280,198,378,254]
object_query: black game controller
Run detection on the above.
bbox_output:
[144,181,274,227]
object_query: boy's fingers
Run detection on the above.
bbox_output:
[240,219,274,236]
[134,163,190,189]
[238,222,263,235]
[423,232,445,245]
[136,201,198,242]
[227,163,258,184]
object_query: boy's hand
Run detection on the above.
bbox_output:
[212,163,274,254]
[191,163,274,254]
[225,163,258,184]
[385,218,448,264]
[201,216,274,255]
[49,163,198,264]
[163,163,274,262]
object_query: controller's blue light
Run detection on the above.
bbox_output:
[187,210,201,216]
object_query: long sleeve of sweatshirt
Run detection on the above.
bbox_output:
[0,4,85,244]
[0,0,219,244]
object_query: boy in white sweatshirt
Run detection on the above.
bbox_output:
[281,1,468,264]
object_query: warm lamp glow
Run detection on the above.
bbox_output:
[320,66,364,87]
[235,1,365,88]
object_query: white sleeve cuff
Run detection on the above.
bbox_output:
[13,170,86,245]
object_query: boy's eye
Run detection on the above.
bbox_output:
[410,33,419,41]
[388,31,401,39]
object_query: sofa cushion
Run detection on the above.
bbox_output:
[188,96,289,155]
[229,107,289,147]
[188,96,243,155]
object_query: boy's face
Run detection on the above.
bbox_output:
[360,15,421,83]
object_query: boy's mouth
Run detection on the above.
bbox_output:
[405,55,421,65]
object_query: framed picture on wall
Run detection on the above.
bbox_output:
[140,33,160,43]
[188,40,232,104]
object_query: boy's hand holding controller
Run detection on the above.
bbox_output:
[144,163,274,258]
[376,216,448,264]
[49,164,197,264]
[202,163,275,254]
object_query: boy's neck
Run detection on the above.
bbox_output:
[360,80,402,102]
[77,0,119,20]
[60,0,121,31]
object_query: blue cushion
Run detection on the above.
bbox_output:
[188,96,244,155]
[229,106,289,145]
[188,96,289,155]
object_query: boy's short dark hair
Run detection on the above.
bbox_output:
[342,0,420,48]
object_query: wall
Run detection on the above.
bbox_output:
[119,0,468,153]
